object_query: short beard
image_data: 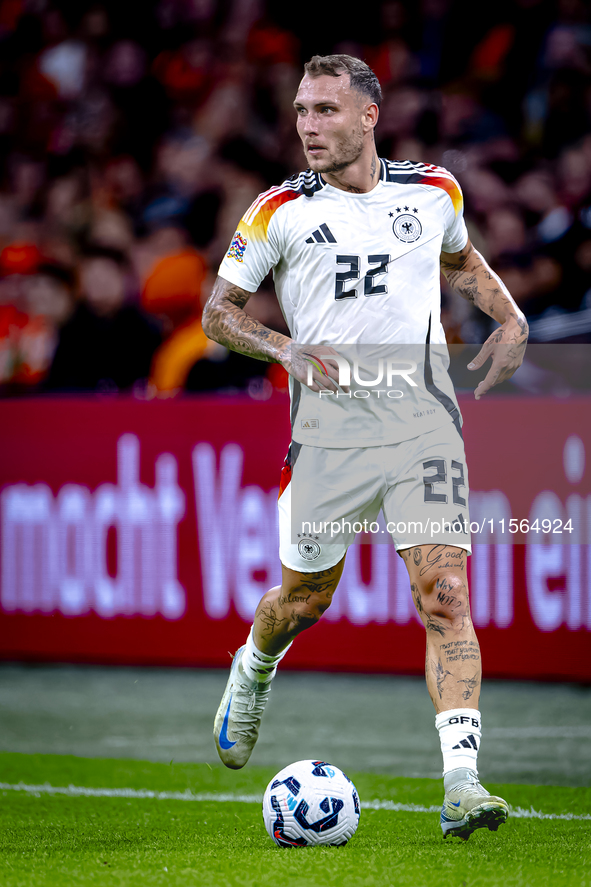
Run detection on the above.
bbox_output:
[305,127,365,175]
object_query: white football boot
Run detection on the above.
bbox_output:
[440,768,509,840]
[213,646,272,769]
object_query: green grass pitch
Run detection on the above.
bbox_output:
[0,753,590,887]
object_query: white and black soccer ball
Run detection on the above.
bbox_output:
[262,760,360,847]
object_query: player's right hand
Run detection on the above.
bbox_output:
[467,316,528,400]
[281,343,350,393]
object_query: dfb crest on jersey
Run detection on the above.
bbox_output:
[298,537,321,560]
[393,213,422,243]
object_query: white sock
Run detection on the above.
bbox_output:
[241,627,292,683]
[436,708,482,775]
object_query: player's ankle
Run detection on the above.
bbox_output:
[443,767,479,792]
[241,627,292,683]
[436,708,481,776]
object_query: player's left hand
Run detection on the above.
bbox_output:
[467,317,528,400]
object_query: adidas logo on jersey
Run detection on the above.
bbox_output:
[452,734,479,750]
[305,223,336,244]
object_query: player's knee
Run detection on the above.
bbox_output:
[419,573,469,624]
[282,594,332,634]
[289,609,319,633]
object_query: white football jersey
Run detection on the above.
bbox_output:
[218,159,469,447]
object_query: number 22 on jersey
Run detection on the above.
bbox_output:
[335,254,390,300]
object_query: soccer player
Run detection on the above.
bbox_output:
[203,54,528,840]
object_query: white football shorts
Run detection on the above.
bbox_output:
[278,421,471,573]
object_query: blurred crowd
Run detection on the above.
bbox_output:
[0,0,590,396]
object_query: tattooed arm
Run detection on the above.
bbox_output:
[202,275,344,392]
[202,276,289,364]
[440,238,528,400]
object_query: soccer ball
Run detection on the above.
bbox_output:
[262,760,360,847]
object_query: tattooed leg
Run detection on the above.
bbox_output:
[253,556,346,656]
[403,546,482,713]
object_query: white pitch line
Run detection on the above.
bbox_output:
[1,782,590,822]
[0,783,261,804]
[363,800,591,821]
